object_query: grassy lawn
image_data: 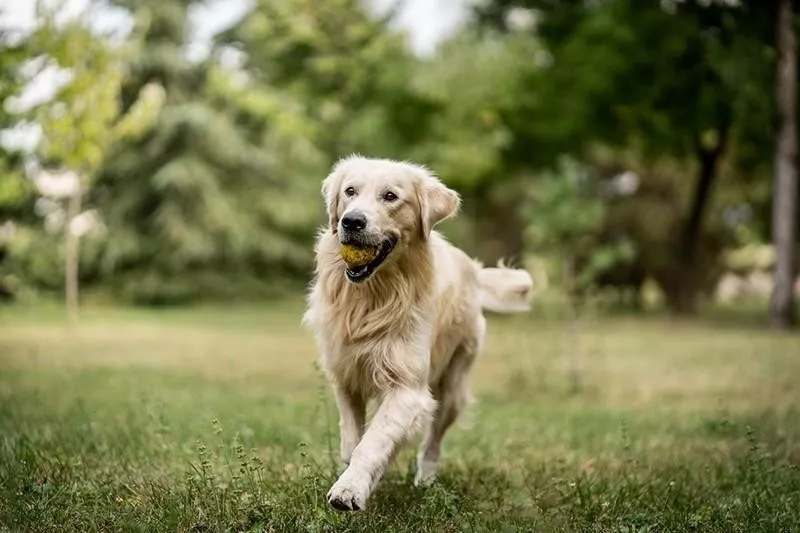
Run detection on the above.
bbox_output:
[1,300,799,531]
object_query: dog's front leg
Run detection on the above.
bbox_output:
[327,386,435,511]
[333,386,365,467]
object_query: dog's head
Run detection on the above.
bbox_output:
[321,156,460,283]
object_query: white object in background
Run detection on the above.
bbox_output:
[32,168,81,199]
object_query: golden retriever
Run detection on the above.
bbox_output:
[303,156,533,511]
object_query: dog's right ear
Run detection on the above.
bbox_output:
[321,170,343,231]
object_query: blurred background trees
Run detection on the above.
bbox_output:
[88,0,322,304]
[0,0,797,326]
[476,0,777,314]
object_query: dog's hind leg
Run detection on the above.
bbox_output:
[414,316,485,487]
[413,350,474,487]
[333,386,366,468]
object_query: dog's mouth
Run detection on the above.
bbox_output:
[341,236,398,283]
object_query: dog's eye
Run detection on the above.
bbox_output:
[382,191,398,202]
[344,186,356,197]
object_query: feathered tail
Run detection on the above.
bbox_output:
[476,260,534,313]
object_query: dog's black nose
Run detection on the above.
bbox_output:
[341,212,367,232]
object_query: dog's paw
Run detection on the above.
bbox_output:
[327,474,369,511]
[414,460,438,487]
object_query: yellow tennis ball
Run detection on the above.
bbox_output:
[340,244,379,267]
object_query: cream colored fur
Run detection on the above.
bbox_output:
[303,156,532,511]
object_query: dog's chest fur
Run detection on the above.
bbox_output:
[304,231,438,396]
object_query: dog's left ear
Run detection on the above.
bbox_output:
[321,171,343,231]
[417,174,461,240]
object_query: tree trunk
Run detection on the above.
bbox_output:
[65,189,82,326]
[668,124,729,315]
[770,0,798,329]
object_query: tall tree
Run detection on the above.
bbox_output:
[770,0,798,329]
[18,3,125,322]
[219,0,436,163]
[91,0,320,304]
[476,0,774,313]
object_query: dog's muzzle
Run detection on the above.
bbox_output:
[340,236,398,283]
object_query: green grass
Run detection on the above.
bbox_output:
[1,300,799,532]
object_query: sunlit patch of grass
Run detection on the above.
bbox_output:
[1,300,799,531]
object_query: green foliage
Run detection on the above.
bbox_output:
[0,2,133,303]
[1,226,64,291]
[89,0,325,303]
[527,160,604,251]
[0,161,34,219]
[523,158,635,294]
[0,0,787,308]
[477,0,773,170]
[26,5,124,175]
[0,29,37,296]
[220,0,436,160]
[410,30,535,192]
[0,29,29,130]
[477,1,773,163]
[475,0,777,310]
